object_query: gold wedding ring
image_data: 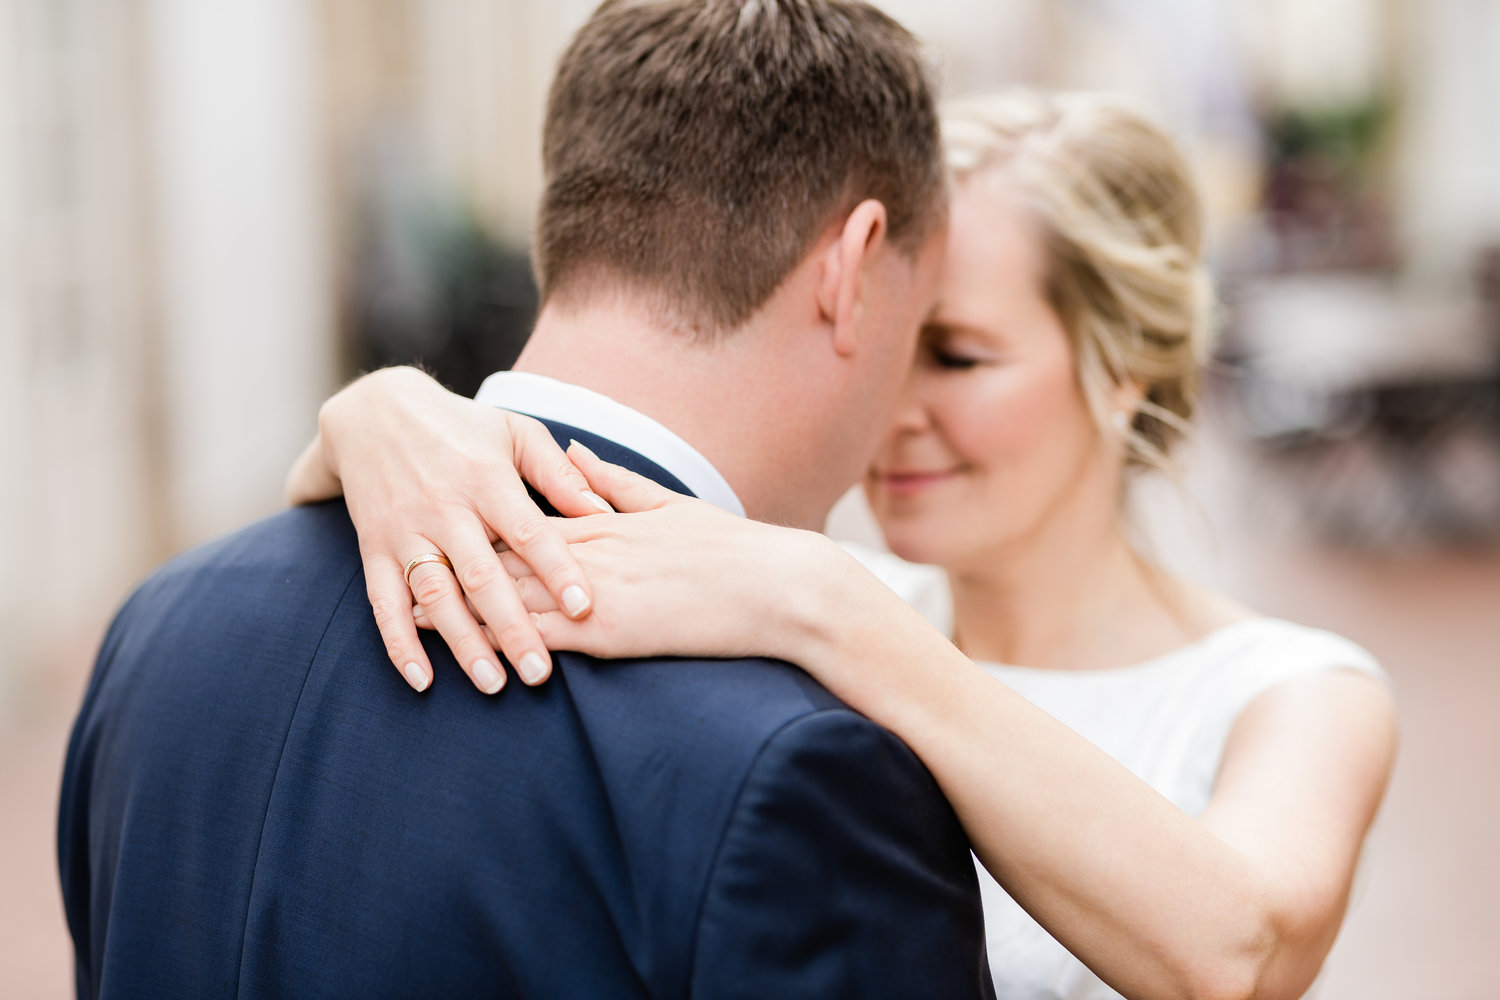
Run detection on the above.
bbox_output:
[403,552,453,588]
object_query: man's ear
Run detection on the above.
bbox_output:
[815,200,888,357]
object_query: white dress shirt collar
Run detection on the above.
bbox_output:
[474,371,746,517]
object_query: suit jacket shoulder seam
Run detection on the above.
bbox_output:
[679,704,869,996]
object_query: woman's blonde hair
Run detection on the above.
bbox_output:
[941,91,1215,474]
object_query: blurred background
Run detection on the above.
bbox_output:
[2,0,1497,995]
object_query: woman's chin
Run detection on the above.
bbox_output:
[875,523,958,569]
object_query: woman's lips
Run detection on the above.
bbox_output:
[872,468,960,497]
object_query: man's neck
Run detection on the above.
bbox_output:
[514,299,797,525]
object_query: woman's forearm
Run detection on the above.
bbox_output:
[782,547,1342,1000]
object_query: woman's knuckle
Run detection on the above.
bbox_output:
[494,620,533,651]
[381,632,413,661]
[457,558,502,593]
[507,411,544,435]
[540,564,577,593]
[508,516,550,549]
[409,572,451,608]
[369,596,408,630]
[451,632,485,659]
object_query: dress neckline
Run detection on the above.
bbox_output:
[971,616,1275,680]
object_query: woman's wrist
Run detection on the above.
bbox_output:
[773,536,973,732]
[773,533,881,681]
[285,431,343,504]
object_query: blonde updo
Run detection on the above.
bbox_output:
[941,91,1216,474]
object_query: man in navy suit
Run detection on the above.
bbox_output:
[59,2,993,997]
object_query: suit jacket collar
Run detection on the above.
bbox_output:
[475,371,745,516]
[533,418,695,500]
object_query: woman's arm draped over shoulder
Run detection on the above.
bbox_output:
[808,586,1394,1000]
[526,448,1398,1000]
[285,366,614,693]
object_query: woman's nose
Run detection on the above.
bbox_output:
[889,379,934,436]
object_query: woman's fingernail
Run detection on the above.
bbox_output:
[562,585,591,618]
[517,652,550,685]
[582,489,613,513]
[473,659,504,694]
[567,439,600,461]
[402,662,430,692]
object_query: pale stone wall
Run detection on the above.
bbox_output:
[0,0,334,697]
[143,0,335,549]
[0,0,161,691]
[1396,0,1500,285]
[3,0,1496,697]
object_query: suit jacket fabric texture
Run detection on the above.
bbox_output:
[57,420,994,999]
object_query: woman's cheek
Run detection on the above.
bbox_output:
[946,380,1042,465]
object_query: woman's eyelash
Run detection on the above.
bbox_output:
[929,346,981,369]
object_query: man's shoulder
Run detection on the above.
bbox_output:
[552,652,964,996]
[80,501,365,737]
[569,657,988,999]
[109,501,361,641]
[556,649,871,818]
[569,654,946,830]
[134,500,359,596]
[557,650,948,839]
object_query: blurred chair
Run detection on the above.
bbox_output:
[1217,263,1500,550]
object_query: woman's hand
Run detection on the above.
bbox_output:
[286,366,614,694]
[433,441,850,667]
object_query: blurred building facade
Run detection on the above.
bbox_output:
[3,0,1498,691]
[0,0,335,697]
[2,1,1499,996]
[7,0,1500,692]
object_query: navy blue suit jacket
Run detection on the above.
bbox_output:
[58,423,994,999]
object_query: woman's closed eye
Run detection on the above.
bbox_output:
[930,347,983,370]
[920,327,1000,371]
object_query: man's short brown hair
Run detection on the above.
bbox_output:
[535,0,944,334]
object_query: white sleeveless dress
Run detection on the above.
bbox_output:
[844,545,1387,1000]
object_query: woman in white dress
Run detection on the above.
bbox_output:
[289,91,1397,999]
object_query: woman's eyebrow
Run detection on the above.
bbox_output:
[923,318,992,341]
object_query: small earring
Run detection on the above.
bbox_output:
[1111,410,1132,435]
